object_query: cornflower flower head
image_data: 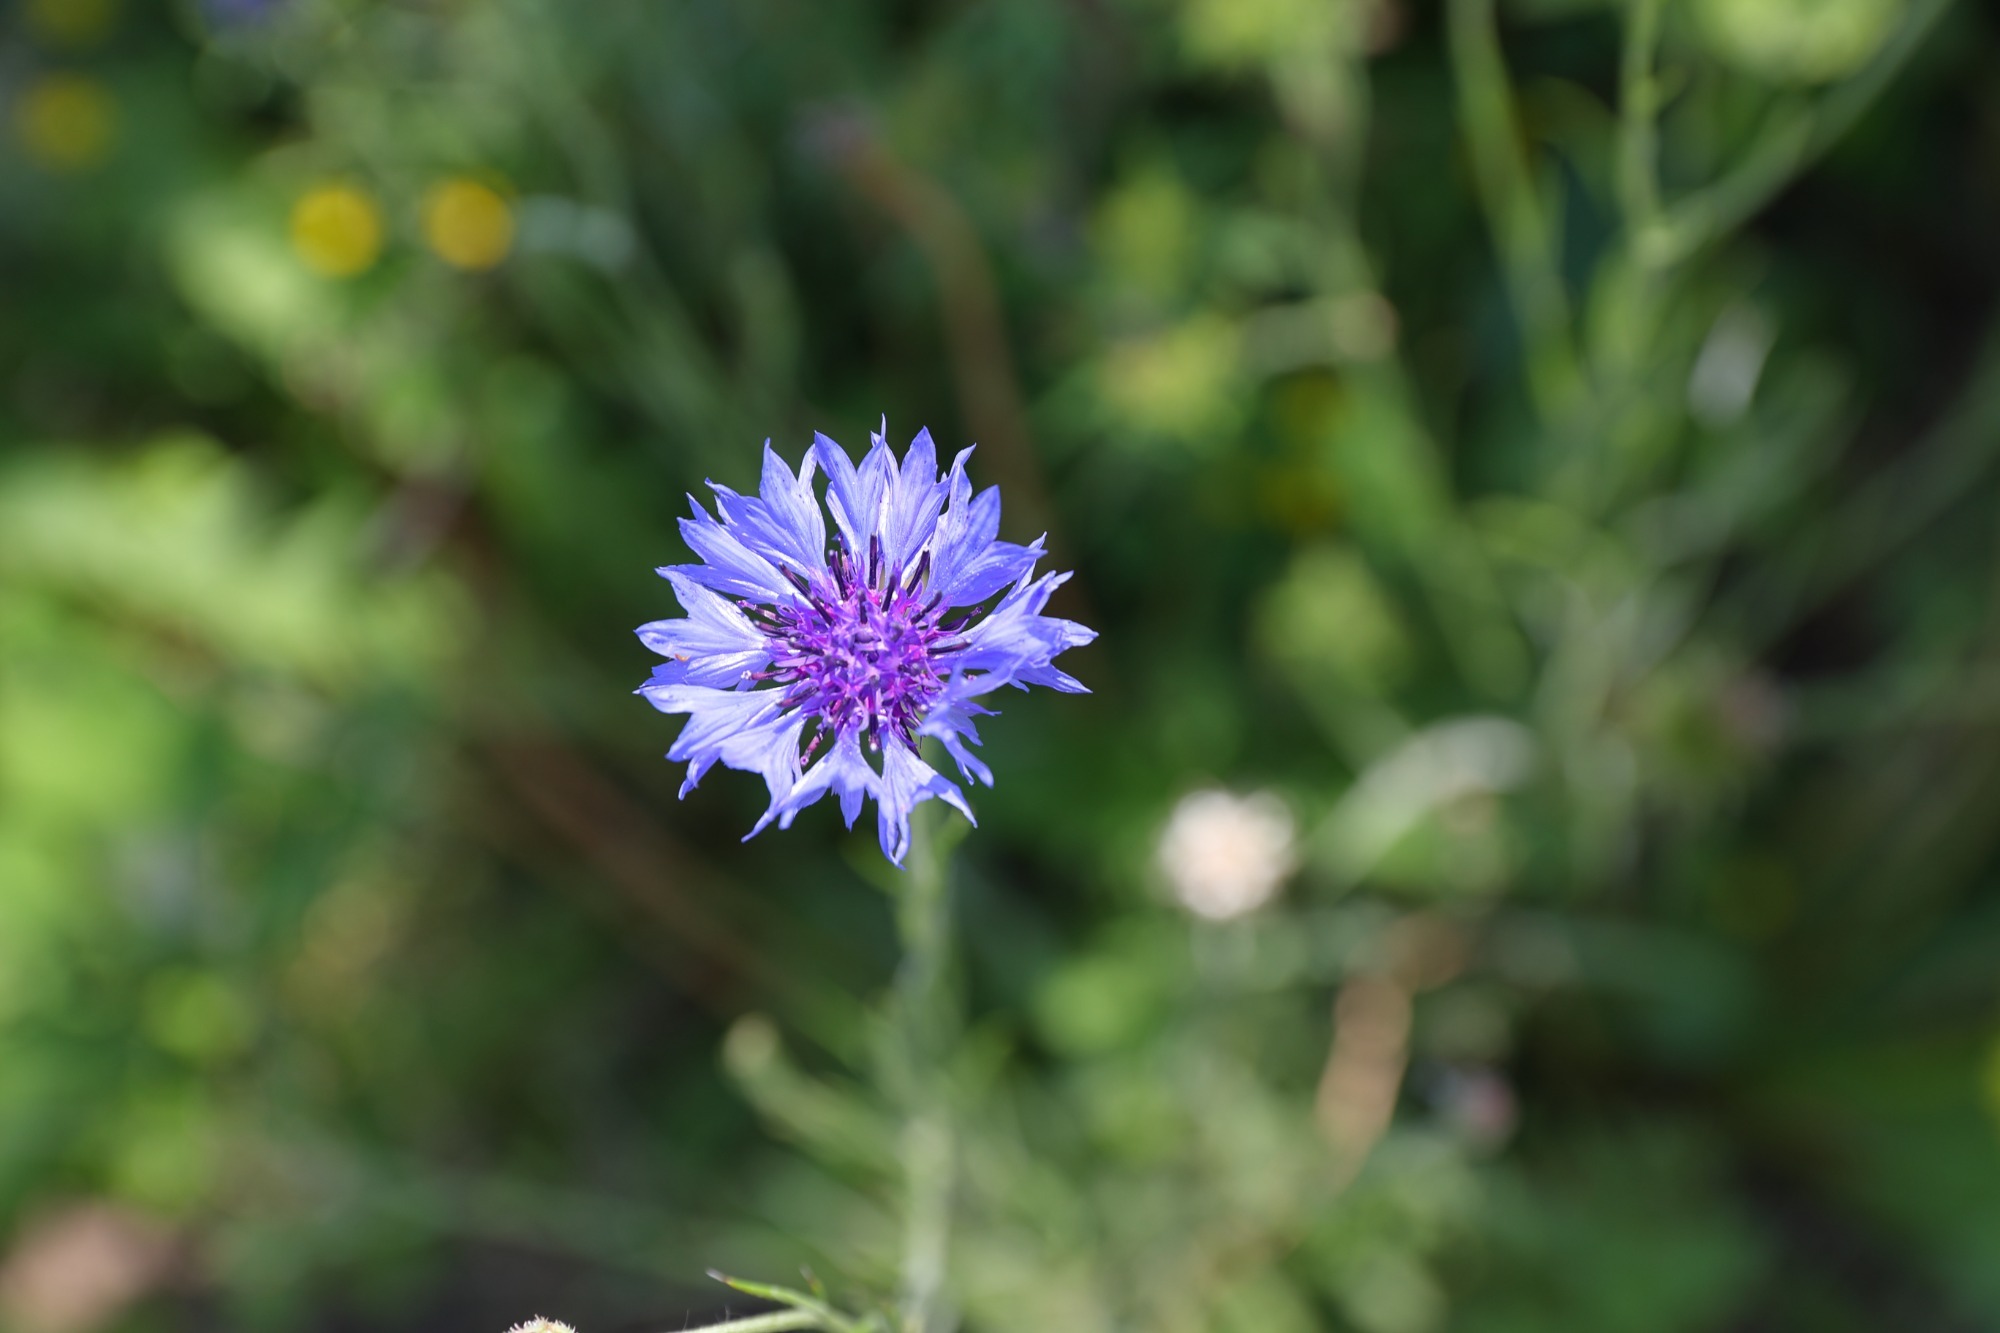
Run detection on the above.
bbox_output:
[637,424,1095,865]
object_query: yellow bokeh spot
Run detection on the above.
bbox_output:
[1098,314,1243,448]
[421,177,514,271]
[25,0,120,48]
[14,74,116,172]
[289,183,384,278]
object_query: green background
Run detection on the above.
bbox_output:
[3,0,2000,1329]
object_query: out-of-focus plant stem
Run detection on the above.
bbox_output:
[1733,321,2000,656]
[812,114,1054,550]
[1262,10,1531,708]
[1447,0,1585,426]
[703,1271,883,1333]
[690,1312,823,1332]
[893,807,955,1333]
[1648,0,1955,267]
[1615,0,1667,245]
[1315,915,1467,1187]
[1594,0,1673,494]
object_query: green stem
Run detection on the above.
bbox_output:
[1616,0,1668,241]
[1447,0,1583,424]
[894,806,955,1333]
[685,1313,824,1333]
[1599,0,1672,437]
[1651,0,1954,266]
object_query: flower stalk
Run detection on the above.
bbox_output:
[892,803,956,1333]
[631,427,1089,1329]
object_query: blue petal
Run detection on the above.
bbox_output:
[710,442,827,575]
[918,703,994,787]
[735,710,808,836]
[635,571,772,687]
[809,432,860,550]
[672,495,803,605]
[877,738,975,865]
[777,729,881,831]
[953,570,1097,685]
[926,450,1040,606]
[879,428,946,575]
[638,683,784,792]
[638,681,804,832]
[812,429,895,558]
[927,452,994,592]
[943,535,1042,607]
[1006,661,1091,694]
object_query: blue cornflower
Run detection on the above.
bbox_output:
[637,424,1095,865]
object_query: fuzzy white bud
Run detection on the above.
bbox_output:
[1158,788,1297,921]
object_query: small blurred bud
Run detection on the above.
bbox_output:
[506,1320,576,1333]
[1327,292,1398,363]
[1694,0,1897,84]
[289,183,384,278]
[1158,789,1297,921]
[423,177,515,271]
[14,75,116,172]
[722,1013,781,1077]
[1424,1063,1516,1150]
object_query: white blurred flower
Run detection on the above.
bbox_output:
[507,1321,576,1333]
[1158,788,1297,920]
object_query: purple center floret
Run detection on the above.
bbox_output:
[743,537,968,758]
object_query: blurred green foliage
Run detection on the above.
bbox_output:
[4,0,2000,1329]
